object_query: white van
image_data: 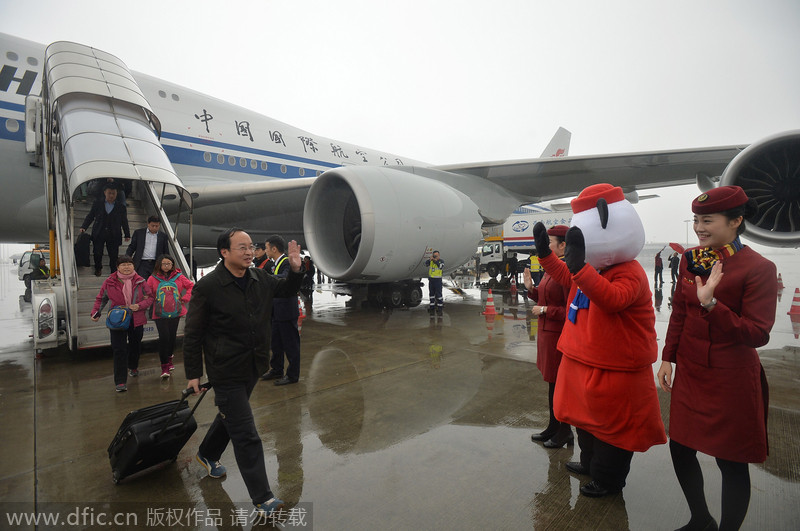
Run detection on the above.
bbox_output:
[18,249,50,282]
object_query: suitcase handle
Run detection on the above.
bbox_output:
[156,382,212,441]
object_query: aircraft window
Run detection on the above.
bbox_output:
[250,160,257,169]
[158,90,167,98]
[240,158,247,167]
[6,51,18,61]
[228,156,235,166]
[5,118,19,134]
[203,152,212,162]
[172,94,180,101]
[217,154,224,164]
[27,56,38,66]
[298,168,305,177]
[280,165,287,174]
[261,161,267,171]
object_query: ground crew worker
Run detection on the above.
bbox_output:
[425,250,444,315]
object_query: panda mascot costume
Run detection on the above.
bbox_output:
[534,183,666,497]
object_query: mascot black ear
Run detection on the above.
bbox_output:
[596,198,609,229]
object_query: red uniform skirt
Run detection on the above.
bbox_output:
[554,356,667,452]
[536,329,563,383]
[669,356,768,463]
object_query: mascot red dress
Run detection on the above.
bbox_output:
[536,183,666,497]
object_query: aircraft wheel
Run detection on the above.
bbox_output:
[385,286,404,308]
[405,286,423,307]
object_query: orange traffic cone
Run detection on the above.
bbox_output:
[483,289,497,315]
[777,273,784,290]
[510,277,518,297]
[788,288,800,315]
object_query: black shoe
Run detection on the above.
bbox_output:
[565,461,590,476]
[274,376,298,386]
[531,432,553,442]
[580,480,617,498]
[94,269,102,277]
[543,433,574,448]
[261,369,283,381]
[530,426,557,442]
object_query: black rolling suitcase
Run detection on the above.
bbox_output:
[108,384,211,484]
[74,232,92,267]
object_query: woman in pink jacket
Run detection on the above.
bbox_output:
[146,254,194,378]
[91,255,153,392]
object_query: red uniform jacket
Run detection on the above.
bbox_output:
[527,272,569,382]
[662,245,776,462]
[540,254,667,452]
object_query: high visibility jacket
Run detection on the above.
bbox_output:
[427,259,444,278]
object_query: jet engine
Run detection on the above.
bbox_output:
[303,166,484,282]
[718,130,800,247]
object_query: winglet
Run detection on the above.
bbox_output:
[540,127,571,157]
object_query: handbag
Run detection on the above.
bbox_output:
[106,306,132,330]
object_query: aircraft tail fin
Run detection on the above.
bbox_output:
[540,127,571,157]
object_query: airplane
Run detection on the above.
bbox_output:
[2,32,799,308]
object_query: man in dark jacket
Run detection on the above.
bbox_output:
[184,227,303,518]
[126,215,169,279]
[260,235,302,385]
[80,184,130,276]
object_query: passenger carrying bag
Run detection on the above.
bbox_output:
[108,383,211,484]
[152,273,182,319]
[105,306,132,330]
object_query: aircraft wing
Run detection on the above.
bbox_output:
[435,145,746,203]
[185,177,316,208]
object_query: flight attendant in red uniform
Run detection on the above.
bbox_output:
[658,186,777,531]
[523,225,572,448]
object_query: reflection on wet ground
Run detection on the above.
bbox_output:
[0,250,799,530]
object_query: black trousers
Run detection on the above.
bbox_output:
[198,376,274,505]
[270,319,301,381]
[577,428,633,491]
[110,325,143,385]
[155,317,180,365]
[136,259,156,280]
[93,233,120,271]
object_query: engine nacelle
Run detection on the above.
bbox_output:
[303,166,484,282]
[720,130,800,247]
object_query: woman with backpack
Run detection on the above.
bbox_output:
[147,254,194,378]
[90,255,153,392]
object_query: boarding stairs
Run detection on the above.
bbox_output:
[29,40,193,351]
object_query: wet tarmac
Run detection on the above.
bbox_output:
[1,249,799,530]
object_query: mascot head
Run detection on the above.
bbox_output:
[570,183,645,268]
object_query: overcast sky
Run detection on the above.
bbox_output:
[2,0,799,246]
